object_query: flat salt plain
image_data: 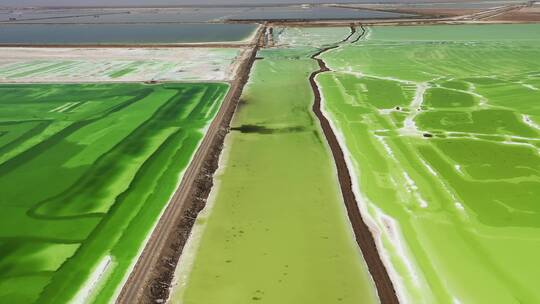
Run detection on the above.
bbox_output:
[0,82,228,303]
[0,48,240,82]
[170,27,378,304]
[315,24,540,303]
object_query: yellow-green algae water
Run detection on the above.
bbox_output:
[170,38,379,303]
[316,24,540,303]
[0,83,228,303]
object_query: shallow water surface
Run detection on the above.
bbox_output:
[318,23,540,303]
[0,23,256,44]
[170,39,378,304]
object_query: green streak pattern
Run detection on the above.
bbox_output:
[170,47,378,303]
[318,24,540,303]
[0,83,228,303]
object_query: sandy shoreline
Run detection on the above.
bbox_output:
[167,126,233,302]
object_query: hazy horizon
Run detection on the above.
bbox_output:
[0,0,503,8]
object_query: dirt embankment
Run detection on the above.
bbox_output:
[115,26,265,304]
[309,26,399,304]
[340,25,357,43]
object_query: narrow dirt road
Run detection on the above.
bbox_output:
[116,25,265,304]
[309,26,399,304]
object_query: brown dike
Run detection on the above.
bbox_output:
[116,26,266,304]
[309,27,399,304]
[351,25,367,44]
[340,25,356,43]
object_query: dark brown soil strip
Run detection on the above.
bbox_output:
[116,26,266,304]
[309,27,399,304]
[339,25,356,43]
[350,25,367,44]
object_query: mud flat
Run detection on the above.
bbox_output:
[169,29,379,304]
[0,82,228,303]
[318,23,540,303]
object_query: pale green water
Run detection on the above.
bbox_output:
[170,45,378,303]
[318,24,540,303]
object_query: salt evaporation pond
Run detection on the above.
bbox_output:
[0,23,257,44]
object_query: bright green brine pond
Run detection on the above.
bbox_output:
[316,24,540,303]
[170,34,379,303]
[0,83,228,303]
